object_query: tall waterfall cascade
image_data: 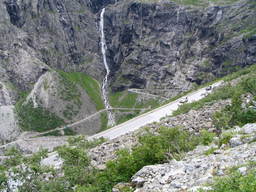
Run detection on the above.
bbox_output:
[100,8,115,126]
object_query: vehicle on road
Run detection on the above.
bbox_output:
[179,97,188,104]
[205,86,212,91]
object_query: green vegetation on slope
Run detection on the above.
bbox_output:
[212,77,256,131]
[58,71,104,110]
[100,111,109,131]
[199,162,256,192]
[110,91,138,109]
[15,98,65,132]
[58,71,108,131]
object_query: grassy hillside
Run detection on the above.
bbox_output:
[16,99,65,132]
[58,71,110,131]
[58,71,104,110]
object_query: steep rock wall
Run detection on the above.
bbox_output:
[104,0,256,97]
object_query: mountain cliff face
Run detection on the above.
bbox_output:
[0,0,255,142]
[105,0,256,97]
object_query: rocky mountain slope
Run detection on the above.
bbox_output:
[0,69,256,191]
[0,0,255,143]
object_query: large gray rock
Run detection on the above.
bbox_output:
[0,105,20,144]
[241,123,256,134]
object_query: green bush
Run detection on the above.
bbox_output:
[200,129,216,145]
[212,111,232,131]
[57,146,91,186]
[238,108,256,125]
[67,136,106,149]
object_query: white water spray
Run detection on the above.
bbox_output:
[100,8,115,126]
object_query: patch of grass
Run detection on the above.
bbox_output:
[110,90,161,125]
[67,136,106,149]
[58,72,82,106]
[62,103,79,120]
[116,113,138,124]
[42,127,76,136]
[57,71,108,129]
[243,27,256,39]
[110,91,138,108]
[15,101,65,132]
[223,64,256,82]
[0,165,7,191]
[100,112,108,131]
[204,147,218,155]
[200,129,216,145]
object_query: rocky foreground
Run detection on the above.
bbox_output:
[131,123,256,192]
[89,100,230,168]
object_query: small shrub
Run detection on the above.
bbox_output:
[200,129,216,145]
[212,111,232,132]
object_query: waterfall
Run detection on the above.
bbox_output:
[100,8,115,126]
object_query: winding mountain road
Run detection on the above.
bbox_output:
[0,81,223,156]
[90,81,223,140]
[128,88,168,100]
